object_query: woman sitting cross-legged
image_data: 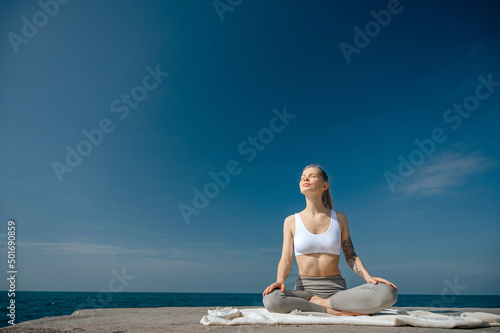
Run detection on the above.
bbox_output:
[262,164,398,316]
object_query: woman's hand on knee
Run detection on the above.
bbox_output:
[262,281,286,296]
[366,277,398,291]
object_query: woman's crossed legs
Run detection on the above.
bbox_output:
[311,282,398,315]
[262,275,397,315]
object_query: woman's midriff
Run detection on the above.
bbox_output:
[296,253,341,277]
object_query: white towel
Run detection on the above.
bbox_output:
[200,307,500,328]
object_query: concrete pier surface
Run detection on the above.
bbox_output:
[2,306,500,333]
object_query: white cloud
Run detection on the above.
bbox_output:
[16,239,280,262]
[397,150,497,198]
[18,241,162,256]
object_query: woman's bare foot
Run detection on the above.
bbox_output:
[309,295,367,316]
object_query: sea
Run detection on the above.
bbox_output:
[1,291,499,328]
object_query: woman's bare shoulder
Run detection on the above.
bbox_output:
[335,211,348,228]
[284,214,296,233]
[335,211,347,220]
[284,214,296,226]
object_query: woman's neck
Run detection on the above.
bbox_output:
[303,195,329,215]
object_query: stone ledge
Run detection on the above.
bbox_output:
[2,306,500,333]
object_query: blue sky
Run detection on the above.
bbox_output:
[1,0,499,297]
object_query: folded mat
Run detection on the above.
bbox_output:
[200,307,500,329]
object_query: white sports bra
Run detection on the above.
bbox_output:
[294,211,341,256]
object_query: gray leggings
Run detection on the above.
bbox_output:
[262,275,397,314]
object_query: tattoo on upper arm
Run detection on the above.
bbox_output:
[342,236,358,266]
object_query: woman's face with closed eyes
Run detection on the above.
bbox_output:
[300,167,327,194]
